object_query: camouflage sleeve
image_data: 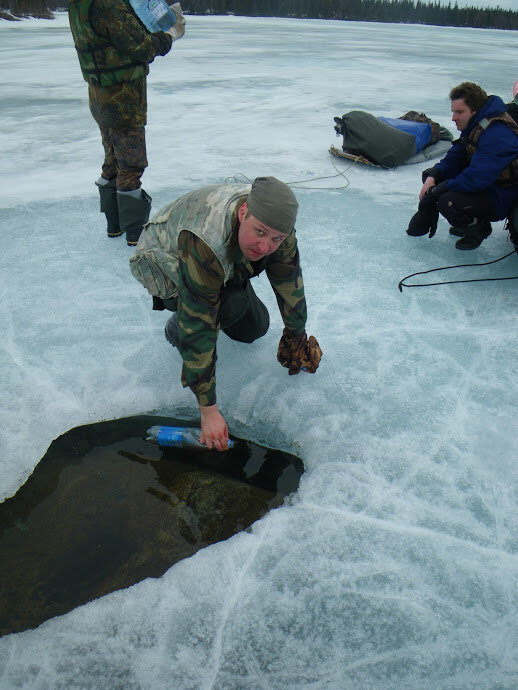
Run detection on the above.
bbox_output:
[91,0,171,64]
[176,231,224,407]
[265,232,307,334]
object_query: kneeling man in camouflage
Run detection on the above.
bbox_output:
[130,177,322,450]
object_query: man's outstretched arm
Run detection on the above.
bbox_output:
[176,232,230,450]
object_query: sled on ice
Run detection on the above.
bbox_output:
[331,110,453,168]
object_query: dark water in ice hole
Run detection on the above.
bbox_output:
[0,415,304,637]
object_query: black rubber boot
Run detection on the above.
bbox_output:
[117,189,152,246]
[96,178,122,237]
[449,226,466,237]
[455,219,492,250]
[164,314,179,349]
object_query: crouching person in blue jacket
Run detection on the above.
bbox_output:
[407,82,518,250]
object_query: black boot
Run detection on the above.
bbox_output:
[117,189,152,246]
[449,226,466,237]
[455,219,492,250]
[96,178,122,237]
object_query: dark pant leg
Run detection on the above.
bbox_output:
[220,280,270,343]
[100,127,148,192]
[438,190,495,227]
[99,126,117,181]
[113,128,148,191]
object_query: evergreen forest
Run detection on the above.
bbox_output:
[1,0,517,31]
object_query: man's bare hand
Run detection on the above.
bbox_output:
[199,404,230,451]
[419,176,436,201]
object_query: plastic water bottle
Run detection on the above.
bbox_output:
[129,0,176,33]
[146,426,235,449]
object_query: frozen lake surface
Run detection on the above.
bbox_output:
[1,13,518,689]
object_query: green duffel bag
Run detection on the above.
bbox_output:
[333,110,417,168]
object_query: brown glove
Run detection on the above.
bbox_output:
[277,329,322,375]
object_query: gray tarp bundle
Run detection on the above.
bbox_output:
[338,111,416,167]
[333,110,453,168]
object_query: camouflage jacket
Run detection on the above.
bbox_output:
[130,183,307,406]
[69,0,172,130]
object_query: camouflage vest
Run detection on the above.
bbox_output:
[68,0,147,86]
[464,112,518,187]
[129,184,252,300]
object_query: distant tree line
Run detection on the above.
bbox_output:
[0,0,53,19]
[1,0,517,30]
[182,0,518,30]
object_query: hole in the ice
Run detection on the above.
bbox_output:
[0,414,303,637]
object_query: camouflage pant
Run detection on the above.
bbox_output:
[99,126,148,191]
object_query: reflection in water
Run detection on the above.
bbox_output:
[0,415,303,637]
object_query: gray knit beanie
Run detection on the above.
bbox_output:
[247,176,298,235]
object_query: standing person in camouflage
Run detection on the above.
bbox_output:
[68,0,185,245]
[130,177,322,451]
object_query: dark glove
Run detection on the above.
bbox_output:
[152,295,165,311]
[406,194,439,238]
[425,180,448,201]
[421,166,442,184]
[152,32,173,57]
[277,329,322,375]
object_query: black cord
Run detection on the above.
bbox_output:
[398,250,518,291]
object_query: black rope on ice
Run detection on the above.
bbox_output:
[225,158,353,191]
[398,251,518,292]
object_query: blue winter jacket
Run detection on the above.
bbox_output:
[436,95,518,220]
